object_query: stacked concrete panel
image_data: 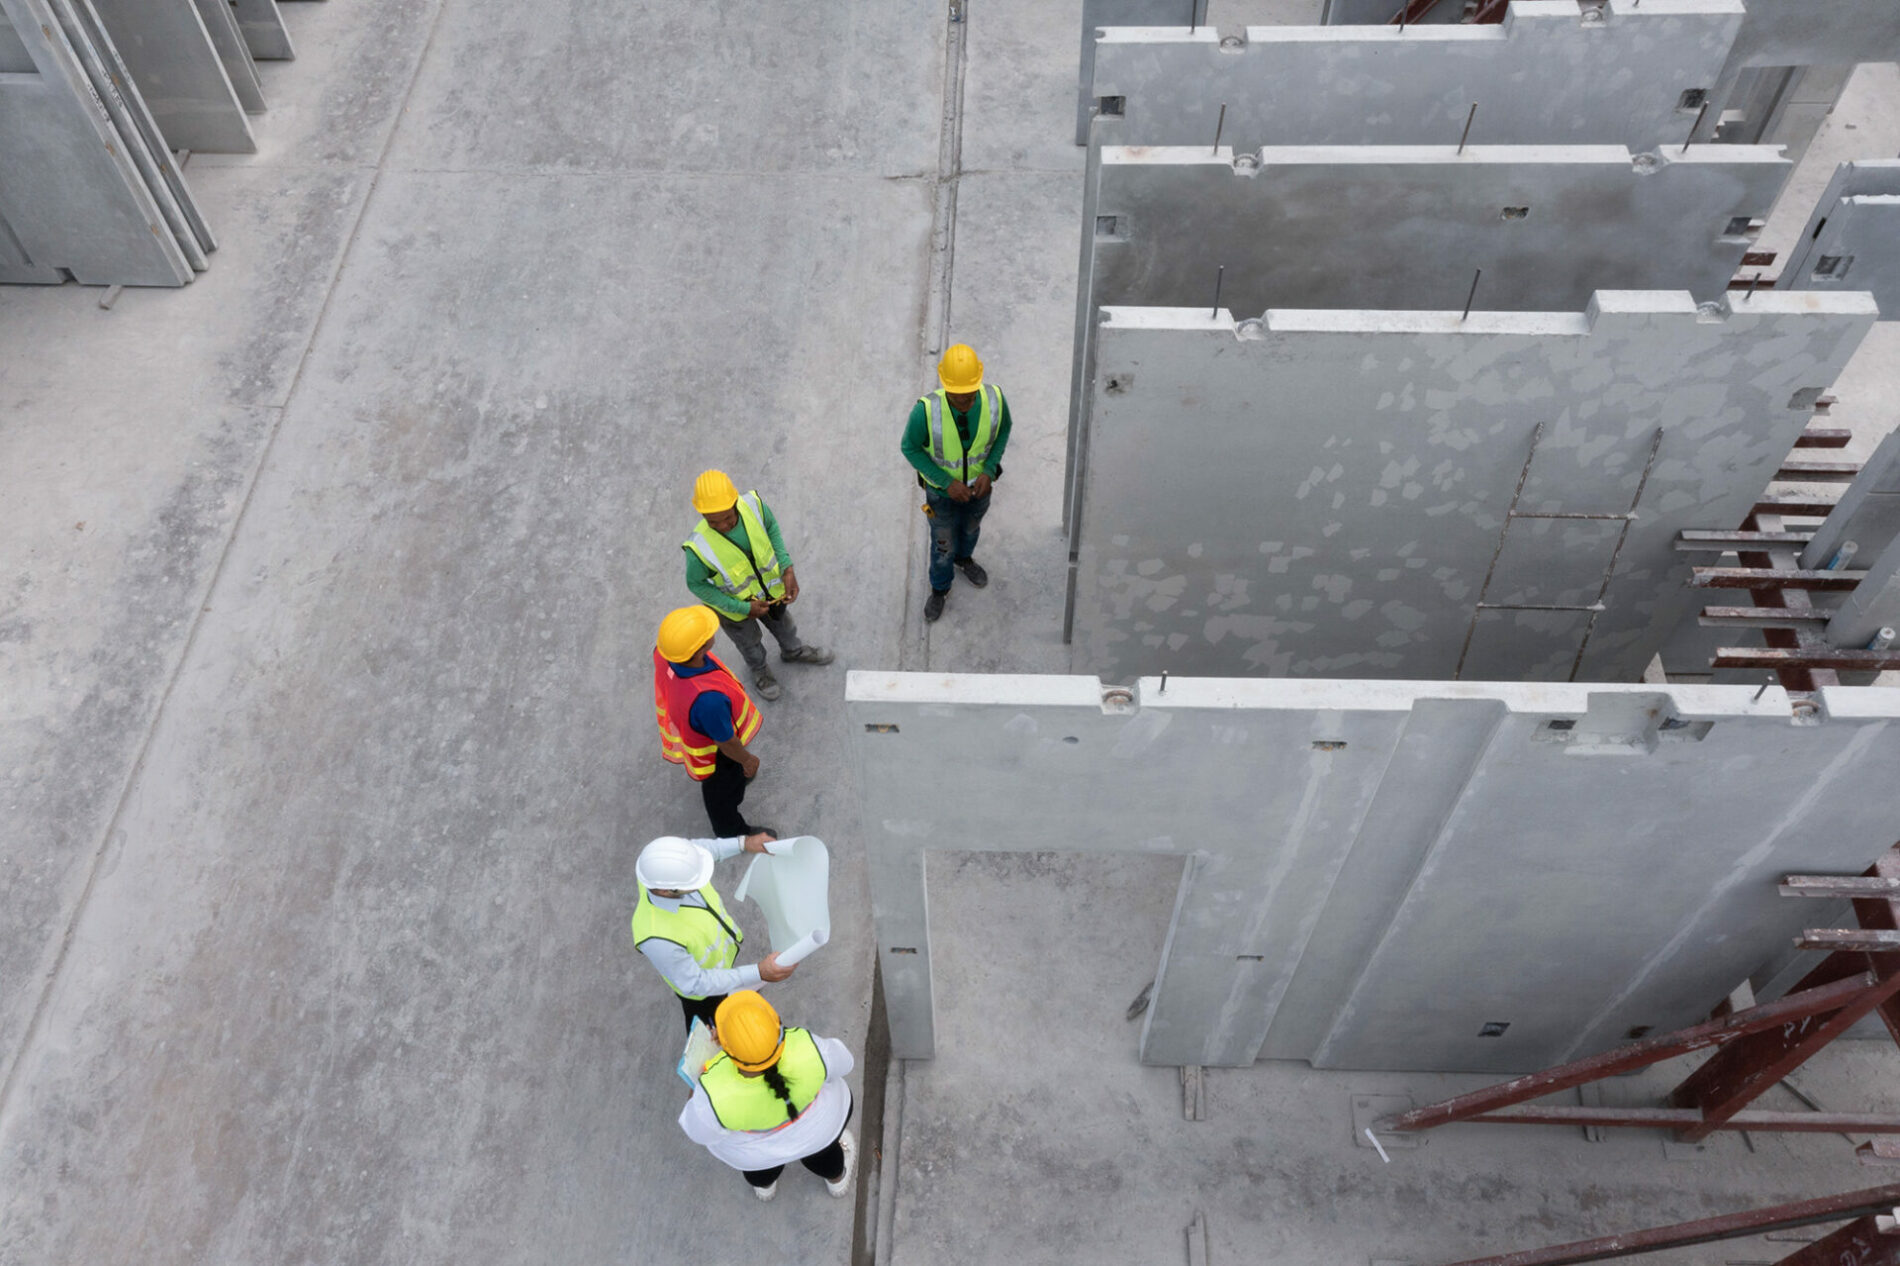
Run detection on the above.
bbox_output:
[0,0,210,285]
[1064,291,1876,684]
[0,0,301,285]
[849,671,1900,1071]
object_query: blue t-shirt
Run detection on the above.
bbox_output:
[675,660,735,742]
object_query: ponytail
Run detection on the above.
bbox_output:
[761,1065,799,1122]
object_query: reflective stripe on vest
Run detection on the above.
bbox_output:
[653,648,763,780]
[683,492,787,603]
[700,1029,829,1131]
[630,883,744,999]
[919,384,1001,490]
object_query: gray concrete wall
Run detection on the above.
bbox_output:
[1092,2,1741,150]
[1077,0,1189,143]
[1804,430,1900,575]
[1066,292,1876,685]
[849,671,1900,1072]
[1782,161,1900,315]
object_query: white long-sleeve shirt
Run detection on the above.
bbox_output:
[637,835,763,998]
[679,1034,856,1171]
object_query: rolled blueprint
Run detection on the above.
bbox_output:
[775,927,829,967]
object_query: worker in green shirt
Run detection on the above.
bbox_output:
[683,470,833,701]
[900,343,1013,623]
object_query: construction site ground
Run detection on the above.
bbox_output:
[2,0,1898,1263]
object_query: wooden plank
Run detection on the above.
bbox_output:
[1716,649,1900,671]
[1693,567,1868,590]
[1437,1184,1900,1266]
[1378,973,1876,1133]
[1800,930,1900,952]
[1756,498,1841,517]
[1783,877,1900,899]
[1471,1107,1900,1133]
[1795,428,1854,449]
[1699,607,1830,628]
[1676,531,1815,551]
[1777,460,1862,483]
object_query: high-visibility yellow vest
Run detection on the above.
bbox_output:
[683,492,787,603]
[630,882,743,999]
[917,384,1001,490]
[700,1029,829,1131]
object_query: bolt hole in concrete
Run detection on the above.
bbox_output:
[1627,1025,1653,1039]
[1104,374,1130,396]
[1218,34,1243,51]
[1679,88,1709,112]
[1500,206,1529,220]
[1311,740,1347,751]
[1479,1021,1510,1037]
[1062,736,1080,744]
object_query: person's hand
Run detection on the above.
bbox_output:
[758,952,796,983]
[782,568,799,604]
[947,479,971,503]
[972,473,992,499]
[741,752,761,780]
[743,830,777,853]
[747,598,771,618]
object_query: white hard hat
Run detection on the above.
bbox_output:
[637,837,714,891]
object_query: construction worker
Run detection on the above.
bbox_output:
[632,836,796,1030]
[683,469,833,701]
[900,343,1013,623]
[654,604,770,839]
[679,990,857,1202]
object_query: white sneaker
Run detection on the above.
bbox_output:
[753,1179,778,1202]
[825,1129,856,1198]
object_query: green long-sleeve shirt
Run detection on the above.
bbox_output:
[683,496,794,619]
[900,390,1013,488]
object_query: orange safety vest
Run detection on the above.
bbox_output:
[654,648,763,781]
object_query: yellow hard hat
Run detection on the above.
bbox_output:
[692,469,740,515]
[657,605,720,663]
[937,344,984,393]
[716,990,786,1072]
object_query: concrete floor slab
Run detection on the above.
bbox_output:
[384,0,943,176]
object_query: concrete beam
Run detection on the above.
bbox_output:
[1802,431,1900,574]
[1091,2,1742,150]
[849,671,1900,1071]
[1066,292,1876,685]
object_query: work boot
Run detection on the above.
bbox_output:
[781,645,835,666]
[924,589,948,623]
[825,1129,857,1198]
[753,669,782,701]
[753,1179,778,1202]
[955,558,988,588]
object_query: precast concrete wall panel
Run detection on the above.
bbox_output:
[1804,431,1900,574]
[1067,293,1876,685]
[1077,0,1190,143]
[231,0,292,62]
[88,0,254,153]
[1782,162,1900,315]
[847,671,1900,1072]
[0,0,193,285]
[1091,2,1742,151]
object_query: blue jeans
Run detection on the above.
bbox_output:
[924,487,990,592]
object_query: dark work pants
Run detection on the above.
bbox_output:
[742,1101,854,1188]
[923,486,990,593]
[700,752,755,838]
[678,992,725,1032]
